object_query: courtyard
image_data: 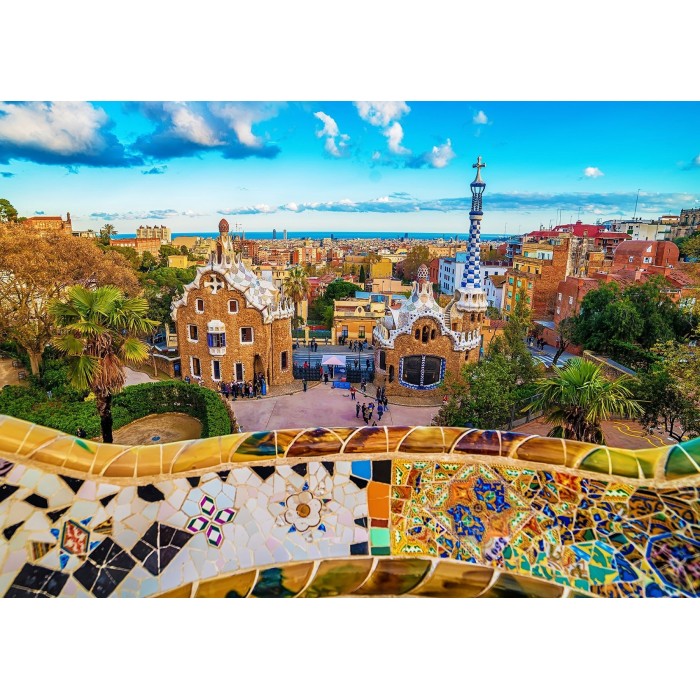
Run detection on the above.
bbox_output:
[230,381,439,432]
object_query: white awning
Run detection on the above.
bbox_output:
[320,354,346,367]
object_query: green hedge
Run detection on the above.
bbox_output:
[0,380,231,439]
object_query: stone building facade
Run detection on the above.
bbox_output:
[137,225,171,244]
[373,265,483,398]
[171,219,295,389]
[22,213,72,235]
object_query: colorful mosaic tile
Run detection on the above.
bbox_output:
[1,415,700,597]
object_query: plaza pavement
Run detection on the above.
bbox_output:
[229,381,439,432]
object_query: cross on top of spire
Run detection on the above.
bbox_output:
[472,155,486,181]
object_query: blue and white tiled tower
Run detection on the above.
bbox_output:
[456,156,488,316]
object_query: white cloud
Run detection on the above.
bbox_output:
[0,101,110,156]
[693,154,700,167]
[583,166,605,178]
[313,111,349,157]
[473,110,489,125]
[284,202,299,211]
[354,101,410,127]
[209,102,281,149]
[384,122,410,155]
[164,102,223,146]
[425,139,455,168]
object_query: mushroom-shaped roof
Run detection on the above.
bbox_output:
[218,218,230,234]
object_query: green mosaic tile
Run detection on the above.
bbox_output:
[609,450,641,478]
[579,448,611,475]
[370,527,390,548]
[665,446,700,479]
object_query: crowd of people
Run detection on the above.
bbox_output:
[527,335,547,351]
[184,372,268,399]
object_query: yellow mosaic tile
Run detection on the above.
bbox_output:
[195,570,257,598]
[409,560,495,597]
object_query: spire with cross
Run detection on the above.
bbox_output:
[472,155,486,181]
[458,156,489,294]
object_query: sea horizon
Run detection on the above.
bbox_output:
[111,231,518,241]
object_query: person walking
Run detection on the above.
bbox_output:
[377,404,384,422]
[350,386,356,400]
[324,372,329,384]
[356,401,361,418]
[303,378,308,392]
[383,396,388,411]
[361,403,367,423]
[376,386,381,401]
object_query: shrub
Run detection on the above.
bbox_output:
[0,380,231,439]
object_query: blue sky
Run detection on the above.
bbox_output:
[1,101,699,235]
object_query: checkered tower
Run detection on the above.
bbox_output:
[456,156,488,314]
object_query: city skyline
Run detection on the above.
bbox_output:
[1,101,699,234]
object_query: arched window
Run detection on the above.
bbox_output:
[379,350,386,371]
[430,329,436,340]
[414,328,420,340]
[389,365,395,383]
[400,355,444,388]
[471,312,475,322]
[421,325,429,343]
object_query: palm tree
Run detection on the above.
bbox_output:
[49,285,159,443]
[283,266,310,329]
[524,358,643,444]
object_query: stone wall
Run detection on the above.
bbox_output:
[176,283,293,389]
[374,316,472,398]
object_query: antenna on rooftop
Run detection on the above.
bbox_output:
[632,189,641,220]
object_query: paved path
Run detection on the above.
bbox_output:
[123,367,157,386]
[229,382,439,432]
[0,358,27,388]
[516,418,676,449]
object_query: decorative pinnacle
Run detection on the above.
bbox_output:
[472,155,486,182]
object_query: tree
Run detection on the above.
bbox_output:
[678,231,700,261]
[49,285,158,443]
[489,295,540,385]
[434,354,518,429]
[636,340,700,441]
[140,266,196,330]
[0,198,19,223]
[99,224,116,246]
[551,316,576,365]
[401,245,431,280]
[140,251,158,272]
[283,266,310,323]
[0,227,140,375]
[571,278,694,360]
[524,358,643,444]
[359,265,366,283]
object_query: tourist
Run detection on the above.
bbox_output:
[377,404,383,422]
[76,427,87,439]
[376,386,381,400]
[350,386,356,400]
[303,379,307,392]
[184,375,191,384]
[383,396,388,410]
[324,372,329,384]
[366,358,370,370]
[356,401,361,418]
[361,403,367,423]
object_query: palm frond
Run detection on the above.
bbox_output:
[119,336,150,364]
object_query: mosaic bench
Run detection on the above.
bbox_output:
[1,414,699,598]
